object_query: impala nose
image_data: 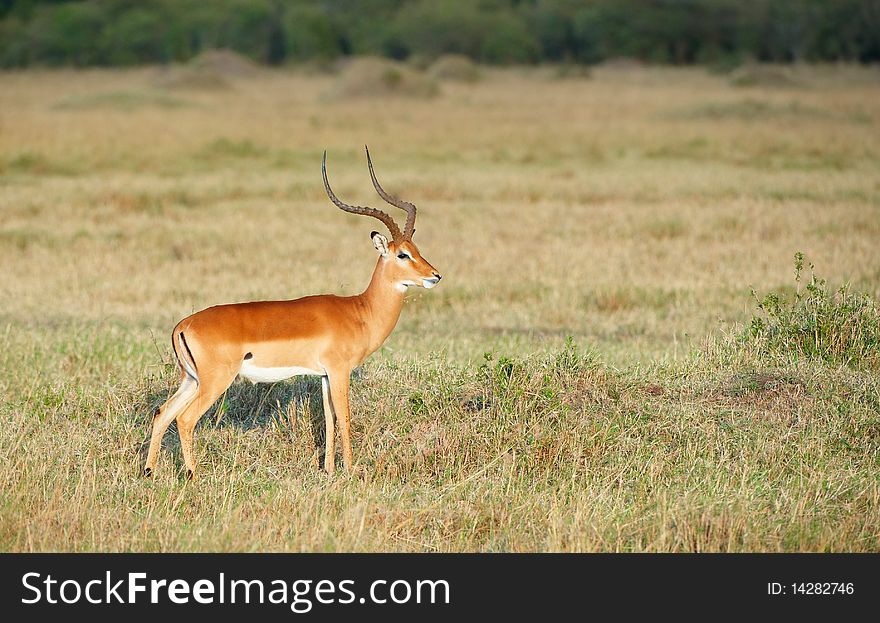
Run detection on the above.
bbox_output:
[423,273,442,288]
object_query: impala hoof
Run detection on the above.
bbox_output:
[143,467,152,478]
[186,469,194,481]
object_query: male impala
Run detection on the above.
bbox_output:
[144,147,441,479]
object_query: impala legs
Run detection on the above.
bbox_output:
[321,371,353,475]
[174,368,237,479]
[144,373,198,477]
[321,376,335,475]
[148,364,353,478]
[144,365,237,479]
[332,375,354,471]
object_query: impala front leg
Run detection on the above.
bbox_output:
[330,373,353,471]
[321,376,336,475]
[321,370,353,474]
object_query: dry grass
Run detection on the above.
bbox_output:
[0,63,878,551]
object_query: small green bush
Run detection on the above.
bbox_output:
[479,13,540,64]
[27,2,105,66]
[282,5,344,61]
[748,253,880,369]
[101,8,165,65]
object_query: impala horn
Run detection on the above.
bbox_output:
[322,151,404,242]
[365,145,416,239]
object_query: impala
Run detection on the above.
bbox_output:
[144,147,442,479]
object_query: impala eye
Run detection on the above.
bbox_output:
[397,252,410,260]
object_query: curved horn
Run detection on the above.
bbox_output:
[365,145,416,239]
[322,151,403,242]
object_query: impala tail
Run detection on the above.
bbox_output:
[172,326,199,382]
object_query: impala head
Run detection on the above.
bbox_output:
[322,147,442,291]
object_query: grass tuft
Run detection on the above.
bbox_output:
[748,253,880,370]
[52,90,193,111]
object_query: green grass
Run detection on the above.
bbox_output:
[52,90,193,111]
[2,151,75,176]
[1,330,877,551]
[672,99,833,122]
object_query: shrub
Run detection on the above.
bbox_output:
[389,0,538,64]
[101,8,166,65]
[528,2,574,62]
[0,17,29,66]
[162,2,226,62]
[389,0,486,61]
[26,2,105,66]
[282,5,344,61]
[480,13,540,64]
[747,253,880,369]
[218,0,277,62]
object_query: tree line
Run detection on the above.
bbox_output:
[1,0,878,68]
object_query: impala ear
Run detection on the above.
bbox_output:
[371,231,389,256]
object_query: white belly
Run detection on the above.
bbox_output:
[238,360,323,383]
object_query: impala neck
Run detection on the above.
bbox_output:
[358,256,406,348]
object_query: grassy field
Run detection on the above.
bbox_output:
[1,61,879,551]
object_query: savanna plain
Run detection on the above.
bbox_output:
[1,60,879,551]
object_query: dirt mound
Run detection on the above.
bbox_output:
[327,57,439,98]
[152,49,260,91]
[729,64,801,88]
[189,48,260,78]
[427,54,481,82]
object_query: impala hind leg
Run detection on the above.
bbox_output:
[144,374,198,477]
[175,369,238,480]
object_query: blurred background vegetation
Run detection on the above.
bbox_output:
[1,0,878,69]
